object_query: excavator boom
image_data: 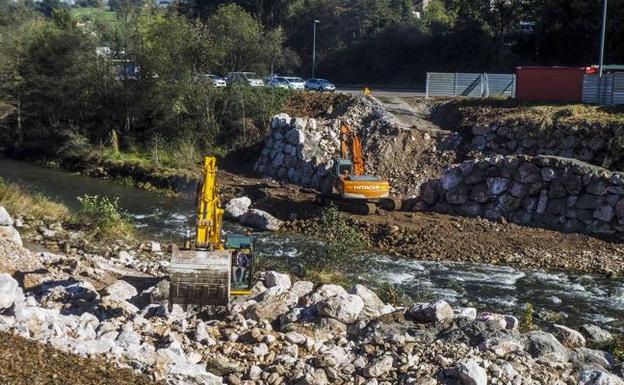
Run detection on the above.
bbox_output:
[195,157,224,250]
[340,123,365,176]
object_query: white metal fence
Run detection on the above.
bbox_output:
[582,73,624,105]
[426,72,516,98]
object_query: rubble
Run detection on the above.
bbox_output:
[0,206,622,385]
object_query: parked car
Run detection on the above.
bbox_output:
[305,78,336,92]
[197,74,226,87]
[226,72,264,87]
[265,76,291,89]
[284,76,306,90]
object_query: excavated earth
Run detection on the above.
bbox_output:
[219,171,624,276]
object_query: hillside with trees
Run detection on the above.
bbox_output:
[0,0,623,162]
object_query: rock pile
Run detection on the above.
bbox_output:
[0,206,622,385]
[418,154,624,238]
[253,97,393,190]
[224,196,282,231]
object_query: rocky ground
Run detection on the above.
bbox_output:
[0,206,623,385]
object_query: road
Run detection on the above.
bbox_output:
[337,86,425,98]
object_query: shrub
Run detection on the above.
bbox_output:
[520,303,534,332]
[302,204,374,281]
[75,194,133,239]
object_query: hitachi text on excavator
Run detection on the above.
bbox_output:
[318,122,402,215]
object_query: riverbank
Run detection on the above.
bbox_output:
[0,205,622,385]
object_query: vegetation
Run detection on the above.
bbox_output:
[301,205,374,284]
[74,194,134,239]
[519,302,535,332]
[0,178,69,220]
[1,0,623,166]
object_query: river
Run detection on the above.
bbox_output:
[1,158,622,332]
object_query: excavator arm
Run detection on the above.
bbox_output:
[340,123,365,176]
[195,156,224,250]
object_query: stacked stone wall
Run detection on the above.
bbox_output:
[419,155,624,238]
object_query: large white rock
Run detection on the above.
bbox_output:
[349,284,385,318]
[271,113,291,129]
[264,271,292,290]
[316,294,364,324]
[290,280,314,300]
[104,280,138,301]
[239,209,283,231]
[225,197,252,219]
[457,359,487,385]
[409,300,453,323]
[552,324,586,348]
[0,207,14,226]
[0,273,20,310]
[0,225,22,246]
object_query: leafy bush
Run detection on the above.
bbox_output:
[303,204,374,281]
[75,194,132,239]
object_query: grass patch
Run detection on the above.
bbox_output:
[0,178,69,221]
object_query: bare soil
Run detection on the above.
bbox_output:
[218,170,624,276]
[0,332,160,385]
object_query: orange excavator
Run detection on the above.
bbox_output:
[318,122,401,215]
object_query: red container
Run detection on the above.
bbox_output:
[515,66,586,102]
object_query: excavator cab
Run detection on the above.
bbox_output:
[226,233,255,295]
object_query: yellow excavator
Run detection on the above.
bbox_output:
[169,156,255,308]
[318,122,401,215]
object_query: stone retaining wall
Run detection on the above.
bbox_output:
[469,122,622,170]
[419,155,624,238]
[253,113,337,189]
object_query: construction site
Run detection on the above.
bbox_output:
[1,92,624,385]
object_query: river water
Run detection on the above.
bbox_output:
[1,158,622,332]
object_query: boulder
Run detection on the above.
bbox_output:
[457,359,487,385]
[264,271,291,290]
[552,324,586,348]
[290,281,314,300]
[409,300,453,323]
[0,225,22,246]
[349,284,385,318]
[239,209,283,231]
[526,331,570,362]
[578,368,624,385]
[271,113,291,129]
[0,273,20,310]
[286,128,305,145]
[364,356,393,378]
[0,207,13,226]
[580,324,614,346]
[104,280,138,301]
[316,294,364,324]
[225,197,252,219]
[454,307,477,322]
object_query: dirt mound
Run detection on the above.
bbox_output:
[283,92,352,118]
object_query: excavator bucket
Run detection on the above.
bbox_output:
[169,245,231,308]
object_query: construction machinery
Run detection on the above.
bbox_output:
[169,156,255,308]
[318,122,401,215]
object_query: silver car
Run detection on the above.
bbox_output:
[305,78,336,92]
[226,72,264,87]
[266,76,291,89]
[284,76,306,90]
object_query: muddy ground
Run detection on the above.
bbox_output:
[218,170,624,276]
